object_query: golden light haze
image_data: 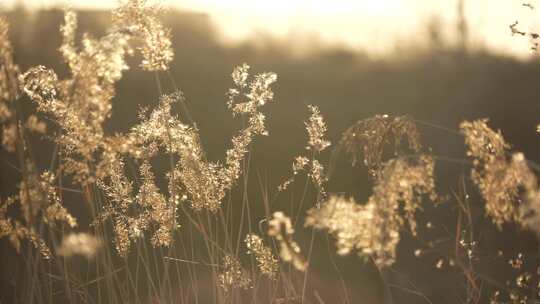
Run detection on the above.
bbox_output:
[5,0,540,57]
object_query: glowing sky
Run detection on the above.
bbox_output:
[4,0,540,57]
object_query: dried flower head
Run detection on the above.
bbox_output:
[268,211,307,271]
[0,162,77,260]
[40,171,77,228]
[16,162,77,229]
[113,217,131,256]
[461,119,539,227]
[306,195,373,256]
[131,64,276,212]
[57,232,101,258]
[131,92,216,211]
[20,66,58,106]
[97,155,177,255]
[245,233,279,279]
[218,255,252,292]
[16,224,52,259]
[231,63,249,88]
[21,7,137,185]
[278,156,310,191]
[460,119,508,164]
[130,63,275,214]
[305,105,330,153]
[97,156,135,256]
[0,197,52,259]
[337,114,421,177]
[60,9,132,85]
[227,63,277,117]
[113,0,173,71]
[136,161,175,247]
[93,65,277,255]
[306,156,436,267]
[278,106,329,202]
[309,159,327,200]
[508,153,540,237]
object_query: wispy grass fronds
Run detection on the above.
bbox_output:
[305,105,331,153]
[461,119,539,227]
[337,114,421,177]
[245,233,279,279]
[307,155,436,267]
[218,255,252,292]
[113,0,173,71]
[0,196,52,259]
[279,105,330,205]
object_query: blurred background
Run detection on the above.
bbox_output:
[2,0,540,303]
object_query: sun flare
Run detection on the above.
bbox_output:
[3,0,540,57]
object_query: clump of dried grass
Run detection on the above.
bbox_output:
[245,233,279,279]
[337,114,421,177]
[218,255,253,292]
[306,155,436,267]
[461,119,540,229]
[279,105,330,206]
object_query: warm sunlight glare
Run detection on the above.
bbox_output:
[3,0,540,57]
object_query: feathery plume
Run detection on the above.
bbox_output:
[218,255,252,292]
[306,156,436,267]
[278,105,330,203]
[245,233,279,279]
[305,105,330,153]
[461,119,539,227]
[113,0,173,71]
[136,161,175,247]
[0,197,52,259]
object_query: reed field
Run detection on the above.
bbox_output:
[3,1,540,303]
